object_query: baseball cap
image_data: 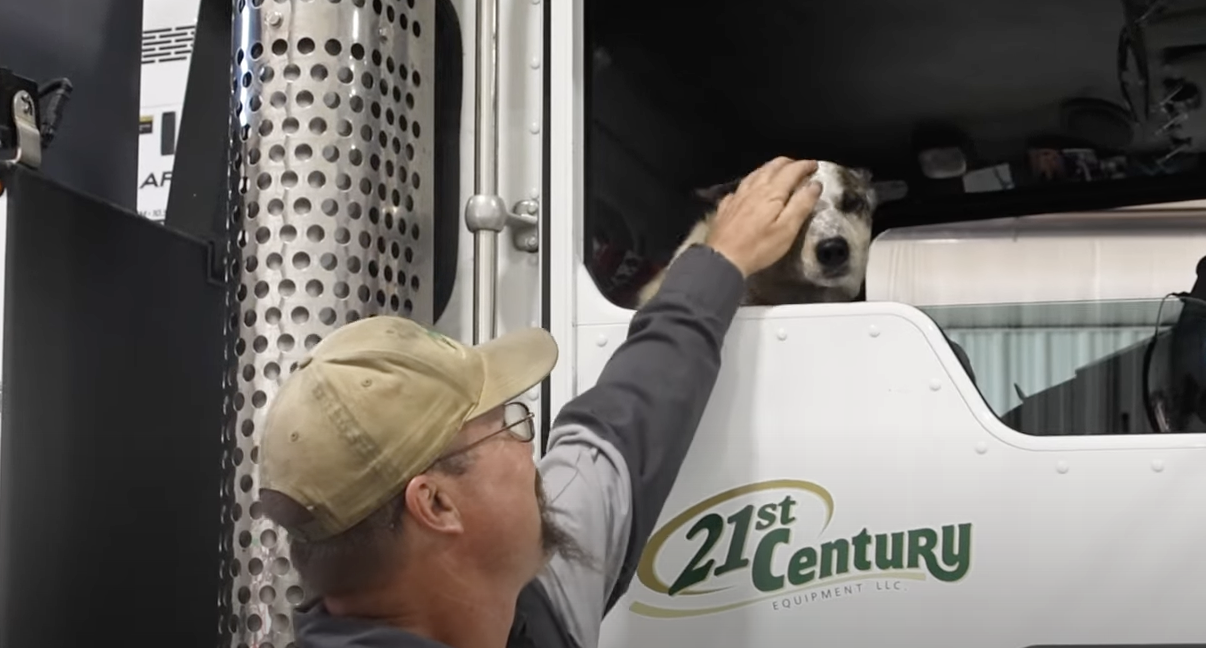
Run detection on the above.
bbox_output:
[259,315,559,542]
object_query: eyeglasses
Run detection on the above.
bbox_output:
[433,401,535,464]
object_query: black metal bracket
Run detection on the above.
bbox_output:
[203,238,227,288]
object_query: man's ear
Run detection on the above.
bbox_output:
[403,475,464,534]
[692,178,742,207]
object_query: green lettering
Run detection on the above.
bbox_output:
[754,502,779,531]
[751,527,791,592]
[713,505,754,576]
[851,528,873,571]
[874,532,904,570]
[668,513,724,595]
[819,539,850,578]
[933,523,972,582]
[907,527,937,570]
[786,546,817,585]
[778,495,798,525]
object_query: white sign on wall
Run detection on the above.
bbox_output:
[137,0,199,222]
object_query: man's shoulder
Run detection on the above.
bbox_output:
[292,599,451,648]
[290,590,581,648]
[509,580,581,648]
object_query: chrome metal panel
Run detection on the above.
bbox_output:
[225,0,435,644]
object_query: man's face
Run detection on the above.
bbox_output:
[429,404,582,581]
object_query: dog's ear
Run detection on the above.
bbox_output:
[693,178,742,206]
[866,184,880,213]
[849,166,879,212]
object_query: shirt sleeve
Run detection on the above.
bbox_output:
[534,244,746,648]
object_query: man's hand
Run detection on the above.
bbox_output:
[704,157,822,278]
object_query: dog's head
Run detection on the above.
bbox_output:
[695,160,878,301]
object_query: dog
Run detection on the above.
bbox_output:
[635,160,879,308]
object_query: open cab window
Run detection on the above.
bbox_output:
[580,0,1206,437]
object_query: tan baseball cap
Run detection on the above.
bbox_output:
[259,315,558,542]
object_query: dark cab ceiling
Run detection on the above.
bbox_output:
[585,0,1206,228]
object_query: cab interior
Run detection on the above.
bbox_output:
[578,0,1206,436]
[581,0,1206,307]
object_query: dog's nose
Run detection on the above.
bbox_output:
[816,237,850,268]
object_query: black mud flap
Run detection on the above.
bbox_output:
[0,166,226,648]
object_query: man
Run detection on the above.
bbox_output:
[259,156,824,648]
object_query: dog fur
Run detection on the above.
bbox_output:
[635,160,879,308]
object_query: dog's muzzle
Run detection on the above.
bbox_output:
[816,237,850,272]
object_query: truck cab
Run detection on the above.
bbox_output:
[1,0,1204,646]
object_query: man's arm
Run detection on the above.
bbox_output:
[533,244,745,648]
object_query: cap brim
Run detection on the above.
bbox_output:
[468,327,559,419]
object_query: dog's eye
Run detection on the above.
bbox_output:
[838,191,867,213]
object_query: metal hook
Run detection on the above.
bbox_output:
[8,90,42,169]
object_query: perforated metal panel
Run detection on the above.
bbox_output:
[223,0,435,645]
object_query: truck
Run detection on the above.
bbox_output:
[2,0,1205,646]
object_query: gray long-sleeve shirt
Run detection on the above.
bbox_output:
[293,244,747,648]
